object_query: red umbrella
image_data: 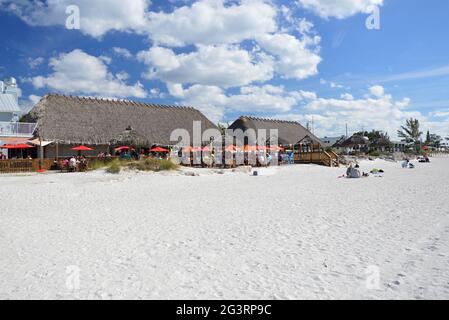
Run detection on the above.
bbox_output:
[150,146,170,153]
[114,146,131,152]
[1,144,33,149]
[71,145,93,151]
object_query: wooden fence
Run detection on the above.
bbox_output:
[0,159,53,174]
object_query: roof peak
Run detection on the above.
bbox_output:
[240,116,300,125]
[43,93,196,111]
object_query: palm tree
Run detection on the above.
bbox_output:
[397,118,423,152]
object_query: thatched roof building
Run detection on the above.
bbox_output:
[228,116,323,146]
[335,135,369,148]
[24,94,217,146]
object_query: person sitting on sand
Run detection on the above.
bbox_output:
[402,159,410,168]
[346,164,361,178]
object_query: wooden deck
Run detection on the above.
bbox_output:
[294,150,340,167]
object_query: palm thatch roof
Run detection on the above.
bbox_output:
[23,94,217,145]
[336,135,369,148]
[109,126,150,147]
[228,116,323,146]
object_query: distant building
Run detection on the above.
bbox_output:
[320,136,346,151]
[1,77,37,159]
[334,134,370,154]
[390,140,407,152]
[0,77,20,122]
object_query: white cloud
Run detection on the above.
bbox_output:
[256,32,321,79]
[116,71,130,81]
[298,87,419,137]
[0,0,150,38]
[297,0,383,19]
[138,45,274,88]
[112,47,133,59]
[168,83,317,122]
[146,0,277,46]
[340,93,354,100]
[381,65,449,82]
[369,85,385,97]
[27,57,44,69]
[31,49,147,98]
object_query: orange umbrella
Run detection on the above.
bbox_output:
[150,146,170,152]
[244,145,257,152]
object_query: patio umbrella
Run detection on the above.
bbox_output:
[114,146,131,152]
[225,145,238,152]
[244,145,257,152]
[71,145,93,151]
[150,146,169,153]
[268,145,284,151]
[1,144,33,149]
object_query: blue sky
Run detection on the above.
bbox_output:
[0,0,448,138]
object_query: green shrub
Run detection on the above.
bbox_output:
[106,159,121,174]
[369,151,381,157]
[160,159,178,171]
[127,158,178,172]
[88,160,108,171]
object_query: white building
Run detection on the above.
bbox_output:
[0,77,21,122]
[0,77,37,158]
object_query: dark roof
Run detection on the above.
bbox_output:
[336,134,369,148]
[24,94,217,145]
[228,116,322,146]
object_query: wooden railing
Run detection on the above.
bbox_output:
[0,159,53,174]
[293,150,340,167]
[428,151,449,158]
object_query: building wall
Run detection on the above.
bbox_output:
[41,144,111,159]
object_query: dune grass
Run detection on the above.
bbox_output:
[128,158,179,172]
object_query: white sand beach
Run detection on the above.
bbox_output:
[1,158,449,299]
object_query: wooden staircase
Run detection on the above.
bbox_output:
[294,150,340,167]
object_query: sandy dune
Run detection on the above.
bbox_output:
[1,158,448,299]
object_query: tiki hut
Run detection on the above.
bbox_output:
[335,134,369,153]
[23,94,217,158]
[228,116,323,147]
[227,116,339,167]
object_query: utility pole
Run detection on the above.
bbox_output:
[312,116,314,135]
